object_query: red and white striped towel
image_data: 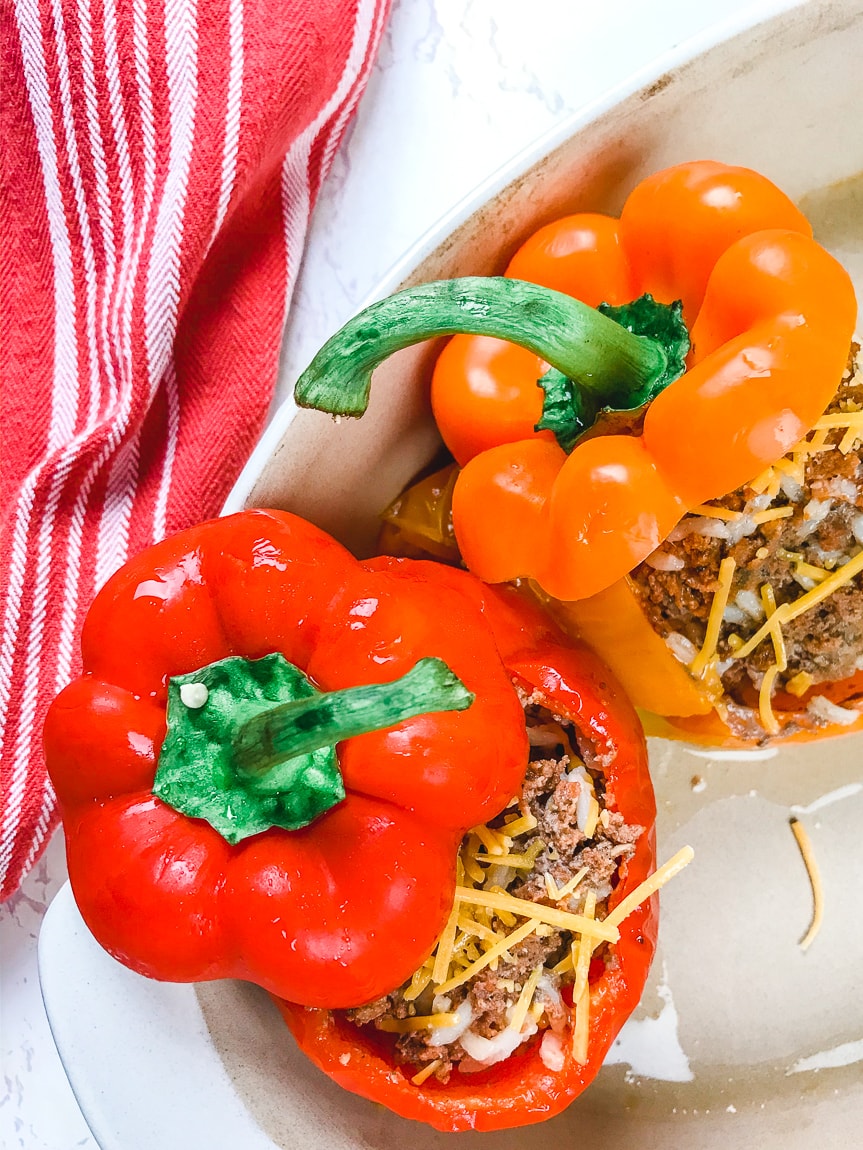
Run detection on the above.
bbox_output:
[1,0,390,899]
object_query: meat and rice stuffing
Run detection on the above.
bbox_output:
[341,694,643,1082]
[629,343,863,738]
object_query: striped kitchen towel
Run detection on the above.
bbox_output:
[1,0,390,898]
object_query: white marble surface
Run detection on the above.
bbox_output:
[0,1,784,1145]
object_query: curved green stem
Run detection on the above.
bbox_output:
[232,657,474,782]
[154,654,474,843]
[294,277,672,418]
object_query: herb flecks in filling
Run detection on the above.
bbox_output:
[341,696,643,1083]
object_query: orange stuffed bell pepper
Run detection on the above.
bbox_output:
[295,161,860,744]
[44,509,688,1131]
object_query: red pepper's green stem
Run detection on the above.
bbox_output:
[294,277,670,417]
[233,657,474,784]
[154,653,475,844]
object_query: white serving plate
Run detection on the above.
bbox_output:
[41,1,863,1146]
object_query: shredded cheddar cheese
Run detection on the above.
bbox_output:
[572,890,597,1007]
[472,824,510,856]
[748,465,777,495]
[434,918,541,995]
[838,425,862,454]
[604,846,695,930]
[758,665,782,736]
[552,950,574,975]
[690,557,736,677]
[572,984,591,1065]
[757,587,783,733]
[583,795,600,840]
[773,456,806,485]
[812,411,863,431]
[502,811,538,837]
[431,904,460,987]
[571,890,598,1065]
[411,1059,443,1085]
[690,503,742,521]
[476,839,546,869]
[756,582,787,735]
[761,584,787,668]
[457,915,501,944]
[377,1012,461,1034]
[556,866,588,902]
[508,964,544,1035]
[789,817,824,951]
[751,506,794,526]
[805,427,831,452]
[402,960,435,1003]
[786,670,814,697]
[453,887,619,942]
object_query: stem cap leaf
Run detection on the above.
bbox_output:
[154,655,345,845]
[536,294,689,452]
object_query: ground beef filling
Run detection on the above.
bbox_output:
[341,704,642,1082]
[629,343,863,729]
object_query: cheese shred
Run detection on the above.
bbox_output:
[572,890,597,1007]
[453,887,619,942]
[751,506,794,526]
[411,1058,443,1086]
[508,964,544,1035]
[434,917,540,995]
[431,904,460,987]
[789,817,824,951]
[690,557,736,677]
[690,503,742,521]
[604,846,695,930]
[377,1012,461,1034]
[572,984,590,1065]
[758,665,782,736]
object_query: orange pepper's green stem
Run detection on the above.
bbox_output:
[294,277,676,419]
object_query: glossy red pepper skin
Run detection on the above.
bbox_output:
[44,510,532,1008]
[276,582,657,1133]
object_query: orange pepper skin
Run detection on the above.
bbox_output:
[619,159,813,321]
[541,578,716,718]
[276,585,657,1133]
[505,212,636,307]
[540,436,687,601]
[432,162,857,599]
[452,438,563,584]
[430,335,552,466]
[645,229,859,505]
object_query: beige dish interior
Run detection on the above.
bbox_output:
[204,2,863,1145]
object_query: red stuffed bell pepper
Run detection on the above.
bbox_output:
[276,575,673,1132]
[44,509,677,1131]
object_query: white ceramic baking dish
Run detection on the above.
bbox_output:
[41,2,863,1146]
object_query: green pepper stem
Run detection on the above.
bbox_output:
[294,277,669,417]
[233,657,474,782]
